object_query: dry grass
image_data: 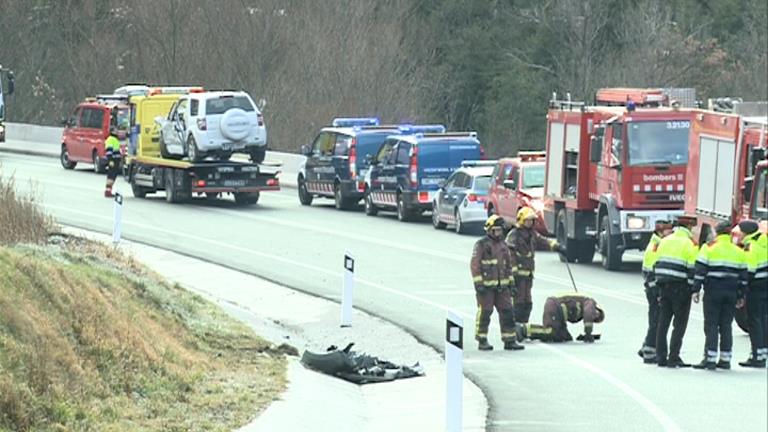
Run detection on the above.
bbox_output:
[0,171,53,245]
[0,174,288,431]
[0,240,288,432]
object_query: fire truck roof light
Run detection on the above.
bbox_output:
[332,117,380,127]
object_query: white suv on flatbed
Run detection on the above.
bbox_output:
[157,90,267,162]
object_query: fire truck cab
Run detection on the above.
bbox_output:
[543,89,692,270]
[685,101,767,244]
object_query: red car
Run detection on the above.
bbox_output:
[60,97,129,172]
[486,152,547,234]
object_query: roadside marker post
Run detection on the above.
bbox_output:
[112,192,123,245]
[340,252,355,327]
[445,309,463,432]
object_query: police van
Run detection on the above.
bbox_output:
[298,118,445,210]
[363,131,483,221]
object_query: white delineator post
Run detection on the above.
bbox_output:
[112,192,123,245]
[340,252,355,327]
[445,309,463,432]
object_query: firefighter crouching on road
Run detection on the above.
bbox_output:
[471,215,524,351]
[737,220,768,368]
[104,127,122,198]
[506,207,564,324]
[638,220,673,364]
[517,293,605,343]
[651,215,698,368]
[691,221,748,370]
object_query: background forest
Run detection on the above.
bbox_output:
[1,0,766,156]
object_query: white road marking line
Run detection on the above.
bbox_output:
[42,202,682,430]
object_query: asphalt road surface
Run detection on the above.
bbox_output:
[2,151,766,432]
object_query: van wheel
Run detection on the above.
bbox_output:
[364,191,378,216]
[298,176,313,206]
[92,150,105,174]
[397,193,413,222]
[334,184,352,210]
[60,145,76,169]
[187,137,202,162]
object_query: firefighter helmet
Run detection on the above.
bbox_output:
[516,207,537,226]
[484,214,505,232]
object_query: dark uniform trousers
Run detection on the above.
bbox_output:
[513,276,533,323]
[703,288,737,358]
[643,285,660,349]
[656,281,691,362]
[747,288,768,357]
[476,289,516,341]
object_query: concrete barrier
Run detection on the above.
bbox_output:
[3,122,305,187]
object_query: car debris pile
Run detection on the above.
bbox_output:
[300,343,425,384]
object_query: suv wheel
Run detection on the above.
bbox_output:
[298,176,313,206]
[364,190,378,216]
[187,137,202,162]
[432,202,446,229]
[249,147,266,164]
[60,145,76,169]
[454,209,466,234]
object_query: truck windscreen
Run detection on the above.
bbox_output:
[627,120,690,166]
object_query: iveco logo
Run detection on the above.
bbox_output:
[668,194,685,202]
[643,174,677,182]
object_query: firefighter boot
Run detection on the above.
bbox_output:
[514,323,528,342]
[503,337,525,351]
[477,338,493,351]
[716,360,731,370]
[104,188,113,198]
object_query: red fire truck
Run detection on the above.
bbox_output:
[543,89,693,270]
[684,101,767,244]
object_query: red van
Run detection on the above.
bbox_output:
[60,98,129,172]
[486,152,548,234]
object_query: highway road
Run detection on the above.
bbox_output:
[2,150,766,432]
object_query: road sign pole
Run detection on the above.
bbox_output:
[112,192,123,245]
[340,252,355,327]
[445,310,463,432]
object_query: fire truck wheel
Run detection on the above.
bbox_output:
[556,210,577,263]
[599,215,623,271]
[234,192,260,206]
[131,183,149,199]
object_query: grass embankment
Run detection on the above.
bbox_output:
[0,171,287,431]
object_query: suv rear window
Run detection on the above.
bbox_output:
[205,96,255,115]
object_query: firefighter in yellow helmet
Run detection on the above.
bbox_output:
[505,207,564,323]
[470,215,523,351]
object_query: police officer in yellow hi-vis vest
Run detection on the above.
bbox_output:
[736,220,768,368]
[691,221,748,370]
[104,127,122,198]
[638,219,673,364]
[651,215,698,368]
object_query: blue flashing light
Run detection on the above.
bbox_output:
[399,124,447,134]
[332,117,380,127]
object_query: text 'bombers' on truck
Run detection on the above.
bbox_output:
[0,64,16,142]
[542,88,692,270]
[120,86,280,205]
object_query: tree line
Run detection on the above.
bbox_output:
[0,0,765,156]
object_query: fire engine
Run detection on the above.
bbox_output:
[684,99,767,243]
[543,89,693,270]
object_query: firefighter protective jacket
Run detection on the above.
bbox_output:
[505,227,556,278]
[743,231,768,291]
[471,235,514,291]
[693,234,748,296]
[553,294,602,331]
[652,227,698,287]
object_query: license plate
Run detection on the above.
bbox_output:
[223,180,247,187]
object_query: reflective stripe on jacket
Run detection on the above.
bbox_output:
[652,227,697,287]
[505,227,556,278]
[743,231,768,291]
[693,234,748,295]
[471,236,514,290]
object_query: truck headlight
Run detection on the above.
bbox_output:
[627,216,647,230]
